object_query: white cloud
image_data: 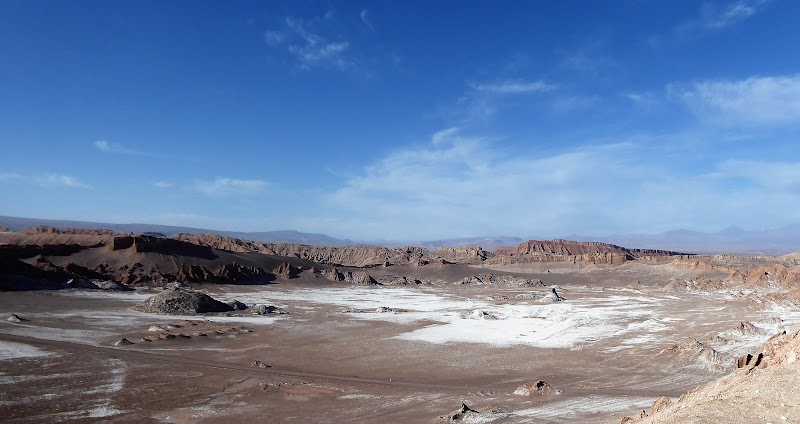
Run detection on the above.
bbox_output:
[1,172,90,188]
[152,181,173,188]
[360,9,374,30]
[670,74,800,126]
[310,128,800,240]
[675,0,768,36]
[447,79,554,125]
[265,15,355,71]
[0,172,22,181]
[471,80,555,94]
[623,92,659,109]
[36,174,92,189]
[704,0,765,29]
[714,159,800,191]
[94,140,142,155]
[319,129,652,239]
[193,177,268,196]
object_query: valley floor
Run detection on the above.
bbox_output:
[1,263,798,423]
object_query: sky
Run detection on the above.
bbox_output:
[1,0,800,241]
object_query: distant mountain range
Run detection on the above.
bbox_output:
[2,215,799,254]
[582,225,800,254]
[0,216,353,247]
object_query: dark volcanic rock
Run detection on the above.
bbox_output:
[136,288,234,315]
[253,304,285,315]
[227,299,249,311]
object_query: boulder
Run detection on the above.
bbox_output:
[375,306,394,313]
[136,288,234,315]
[227,299,249,311]
[6,314,26,323]
[253,304,285,315]
[513,380,561,396]
[114,338,134,346]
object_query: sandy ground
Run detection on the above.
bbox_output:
[1,263,798,423]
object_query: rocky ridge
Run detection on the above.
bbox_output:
[628,327,800,423]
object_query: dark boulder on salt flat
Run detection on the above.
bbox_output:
[136,288,234,315]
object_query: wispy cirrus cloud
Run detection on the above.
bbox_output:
[265,12,355,71]
[360,9,374,30]
[0,172,91,188]
[193,177,268,197]
[713,159,800,191]
[36,174,92,189]
[669,74,800,126]
[0,172,22,181]
[94,140,144,155]
[448,78,556,124]
[152,181,173,188]
[471,80,556,94]
[675,0,768,36]
[622,92,660,109]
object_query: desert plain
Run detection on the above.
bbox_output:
[2,227,800,423]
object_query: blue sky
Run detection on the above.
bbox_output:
[2,0,800,241]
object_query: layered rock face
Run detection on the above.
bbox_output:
[434,246,492,263]
[176,233,492,267]
[490,239,685,265]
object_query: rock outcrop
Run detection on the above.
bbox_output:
[460,273,545,287]
[434,246,492,263]
[540,288,565,302]
[491,239,685,265]
[663,337,727,370]
[632,328,800,423]
[320,267,378,285]
[136,288,234,315]
[513,380,561,396]
[437,403,480,423]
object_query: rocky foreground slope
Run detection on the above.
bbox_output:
[625,327,800,423]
